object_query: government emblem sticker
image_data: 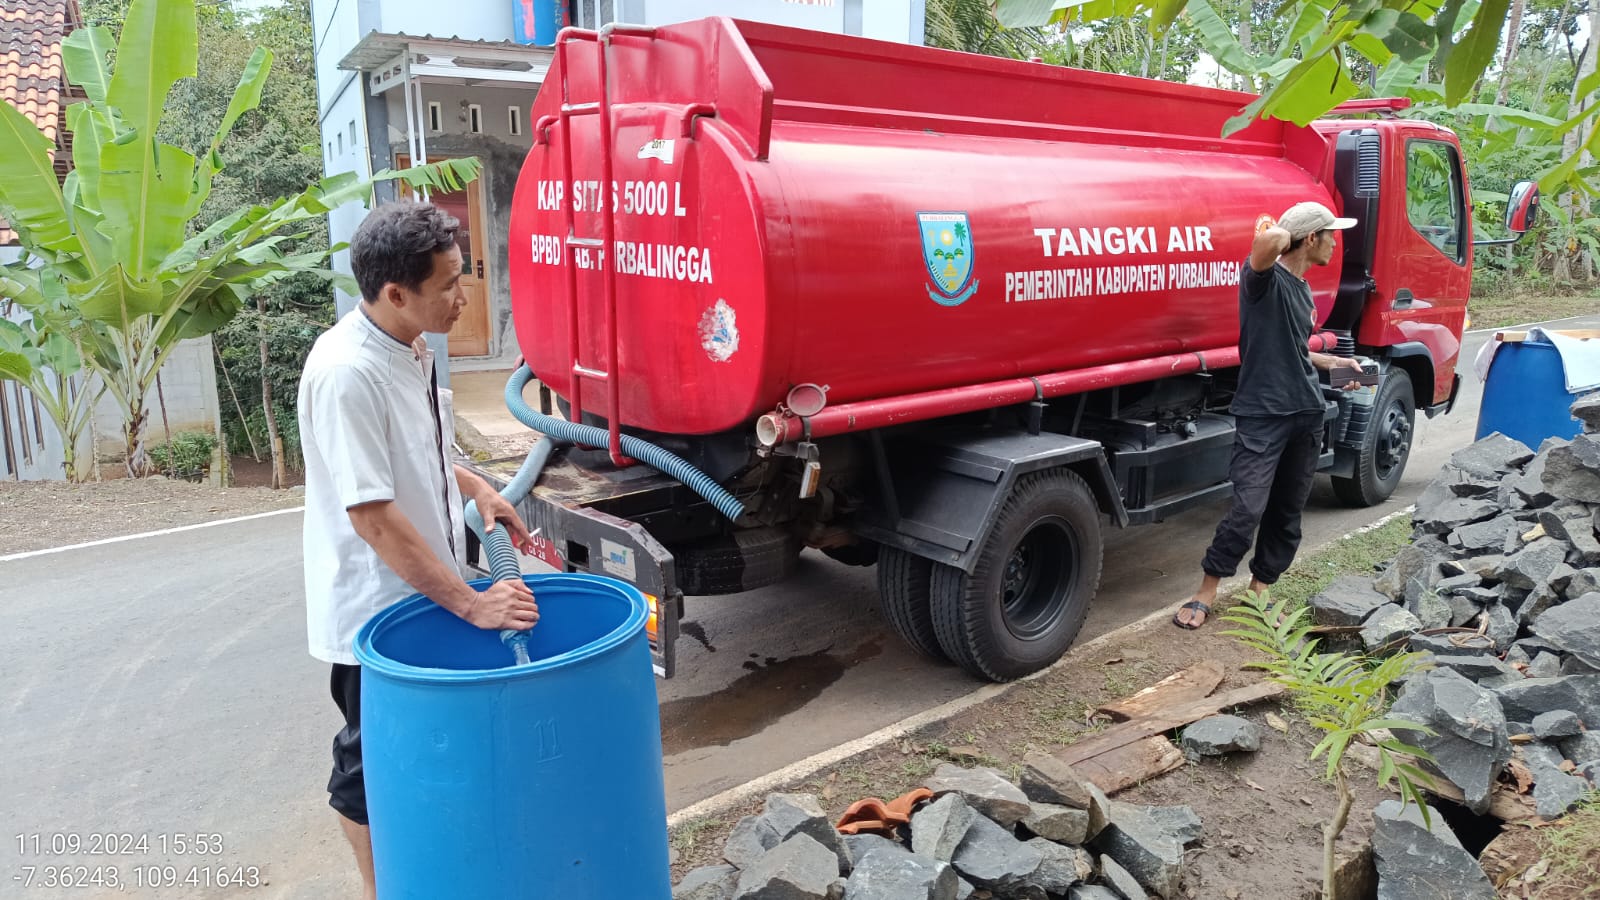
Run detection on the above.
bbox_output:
[918,212,979,306]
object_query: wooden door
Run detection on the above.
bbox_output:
[398,154,492,356]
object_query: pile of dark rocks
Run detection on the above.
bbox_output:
[674,757,1203,900]
[1307,394,1600,822]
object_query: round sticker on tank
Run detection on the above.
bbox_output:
[699,299,740,363]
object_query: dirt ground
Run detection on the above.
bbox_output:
[1468,290,1599,331]
[669,521,1415,898]
[226,454,307,488]
[671,604,1391,899]
[0,473,302,555]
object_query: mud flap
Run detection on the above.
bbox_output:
[851,428,1124,573]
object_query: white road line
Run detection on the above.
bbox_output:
[1,507,305,562]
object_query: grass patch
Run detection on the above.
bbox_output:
[1233,515,1412,617]
[669,817,721,857]
[1536,794,1600,897]
[1467,291,1599,331]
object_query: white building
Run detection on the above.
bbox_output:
[311,0,925,378]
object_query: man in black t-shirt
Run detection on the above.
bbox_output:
[1173,201,1362,629]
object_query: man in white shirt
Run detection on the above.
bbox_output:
[298,201,538,899]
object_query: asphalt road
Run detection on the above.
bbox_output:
[2,314,1592,899]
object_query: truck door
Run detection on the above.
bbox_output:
[1361,131,1473,406]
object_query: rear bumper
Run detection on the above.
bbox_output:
[465,455,683,678]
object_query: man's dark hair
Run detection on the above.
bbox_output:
[350,201,461,303]
[1287,229,1326,253]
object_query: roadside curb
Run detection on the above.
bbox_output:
[666,503,1416,829]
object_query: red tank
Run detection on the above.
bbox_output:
[509,17,1345,436]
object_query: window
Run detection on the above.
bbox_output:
[327,141,333,161]
[468,104,483,134]
[572,0,616,29]
[428,101,442,132]
[508,106,522,136]
[348,120,358,148]
[336,131,343,154]
[1405,140,1466,263]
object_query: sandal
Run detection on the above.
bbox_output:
[1172,600,1211,630]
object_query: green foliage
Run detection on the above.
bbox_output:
[148,430,217,480]
[1221,589,1437,898]
[927,0,1058,57]
[992,0,1600,208]
[0,0,480,478]
[223,402,303,472]
[0,314,99,480]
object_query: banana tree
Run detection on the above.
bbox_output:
[0,0,480,476]
[0,313,100,481]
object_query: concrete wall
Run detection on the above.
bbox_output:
[391,132,533,363]
[379,0,512,42]
[0,295,92,482]
[85,337,224,464]
[381,83,536,363]
[385,82,536,152]
[1,299,221,481]
[311,0,380,322]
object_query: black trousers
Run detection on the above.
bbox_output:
[1202,411,1324,585]
[328,663,367,826]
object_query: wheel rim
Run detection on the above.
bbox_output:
[1375,401,1412,481]
[999,517,1076,641]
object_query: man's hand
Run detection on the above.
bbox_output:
[463,579,540,631]
[1249,225,1292,272]
[1311,353,1364,391]
[456,464,536,554]
[477,490,537,554]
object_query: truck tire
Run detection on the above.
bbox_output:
[823,541,880,567]
[876,547,946,661]
[929,469,1102,682]
[674,527,800,596]
[1332,368,1414,508]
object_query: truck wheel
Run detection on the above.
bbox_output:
[1332,368,1414,508]
[876,547,946,661]
[823,541,880,567]
[929,469,1102,682]
[674,527,800,595]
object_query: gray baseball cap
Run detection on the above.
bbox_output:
[1277,201,1357,239]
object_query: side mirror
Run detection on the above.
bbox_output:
[1506,181,1539,234]
[1475,180,1541,248]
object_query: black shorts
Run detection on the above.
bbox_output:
[328,663,367,826]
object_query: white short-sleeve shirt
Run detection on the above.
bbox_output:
[298,309,466,664]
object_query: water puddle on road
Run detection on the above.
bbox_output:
[659,638,883,755]
[680,620,716,653]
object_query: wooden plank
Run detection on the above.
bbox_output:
[1347,743,1540,824]
[1074,735,1186,794]
[1058,681,1287,767]
[1096,660,1225,722]
[1406,767,1539,824]
[1495,328,1600,343]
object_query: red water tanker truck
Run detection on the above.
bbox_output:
[476,16,1541,681]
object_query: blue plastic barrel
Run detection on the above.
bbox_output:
[512,0,565,45]
[1476,338,1585,448]
[354,573,670,899]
